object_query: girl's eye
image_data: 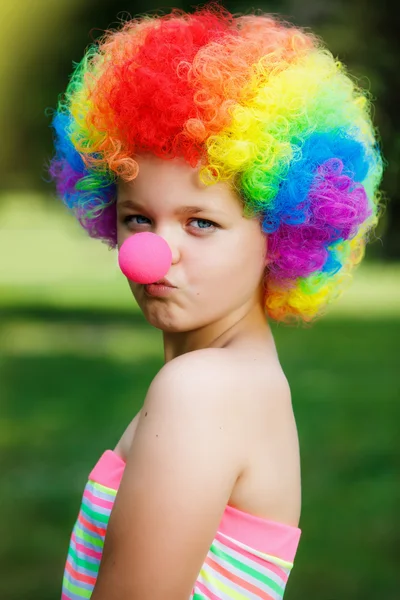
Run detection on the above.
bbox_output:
[123,215,150,226]
[191,218,218,231]
[122,215,218,232]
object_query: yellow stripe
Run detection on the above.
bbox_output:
[74,524,104,548]
[199,567,251,600]
[217,532,293,570]
[88,479,117,496]
[63,576,92,598]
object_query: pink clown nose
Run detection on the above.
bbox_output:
[118,232,173,284]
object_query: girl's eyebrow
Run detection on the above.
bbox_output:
[117,199,226,215]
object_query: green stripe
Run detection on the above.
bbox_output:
[63,575,92,598]
[75,524,105,548]
[89,479,117,496]
[80,502,110,525]
[68,545,100,574]
[210,541,285,595]
[192,593,207,599]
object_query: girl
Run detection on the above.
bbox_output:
[49,4,383,599]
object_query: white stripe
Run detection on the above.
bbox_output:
[211,536,287,589]
[69,537,101,567]
[87,480,117,499]
[68,548,100,577]
[82,499,112,518]
[217,532,293,571]
[74,525,105,551]
[197,562,268,600]
[209,540,286,600]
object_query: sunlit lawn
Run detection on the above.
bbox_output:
[1,194,399,600]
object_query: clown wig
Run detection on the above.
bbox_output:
[49,4,383,325]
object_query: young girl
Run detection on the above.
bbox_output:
[49,4,383,599]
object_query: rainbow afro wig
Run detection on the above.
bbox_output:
[49,3,383,325]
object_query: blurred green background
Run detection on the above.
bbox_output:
[0,1,399,599]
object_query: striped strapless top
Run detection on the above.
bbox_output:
[61,449,302,599]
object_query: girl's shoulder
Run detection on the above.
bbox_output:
[115,345,292,463]
[157,347,300,527]
[154,346,291,421]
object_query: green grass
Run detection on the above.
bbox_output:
[1,193,399,599]
[1,311,399,600]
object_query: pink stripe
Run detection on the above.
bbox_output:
[89,450,125,489]
[214,531,289,582]
[62,593,74,600]
[78,511,106,537]
[83,488,114,510]
[65,560,97,585]
[71,531,103,560]
[194,579,221,600]
[218,505,301,561]
[204,554,276,600]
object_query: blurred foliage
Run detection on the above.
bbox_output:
[0,0,399,257]
[1,306,399,600]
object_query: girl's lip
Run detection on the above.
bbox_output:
[153,278,175,287]
[144,283,177,297]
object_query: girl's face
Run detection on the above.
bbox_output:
[116,155,268,334]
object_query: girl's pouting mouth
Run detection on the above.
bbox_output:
[144,283,178,297]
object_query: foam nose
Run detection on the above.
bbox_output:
[118,232,173,284]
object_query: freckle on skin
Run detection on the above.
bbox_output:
[145,412,148,416]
